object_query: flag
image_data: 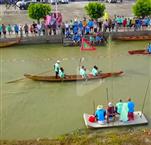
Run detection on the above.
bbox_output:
[80,37,96,51]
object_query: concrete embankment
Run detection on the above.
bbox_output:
[0,30,151,46]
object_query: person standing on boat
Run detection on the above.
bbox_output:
[59,67,65,79]
[127,98,135,121]
[120,102,129,122]
[116,99,123,115]
[146,42,151,53]
[54,60,60,78]
[80,66,87,79]
[95,105,106,124]
[106,102,116,123]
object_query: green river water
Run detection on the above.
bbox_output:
[0,40,151,140]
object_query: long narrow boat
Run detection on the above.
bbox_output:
[24,71,123,82]
[115,36,151,41]
[128,50,151,55]
[0,38,20,48]
[83,111,148,129]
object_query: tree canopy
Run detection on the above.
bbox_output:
[84,2,106,19]
[28,3,51,22]
[132,0,151,17]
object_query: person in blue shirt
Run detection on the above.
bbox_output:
[127,98,135,121]
[95,105,106,124]
[146,42,151,54]
[14,24,19,36]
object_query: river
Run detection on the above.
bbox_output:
[0,40,151,139]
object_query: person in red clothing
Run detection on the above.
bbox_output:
[106,102,116,123]
[123,18,127,31]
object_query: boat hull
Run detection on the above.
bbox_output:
[114,36,151,41]
[83,111,148,129]
[0,39,20,48]
[24,71,123,82]
[128,50,151,55]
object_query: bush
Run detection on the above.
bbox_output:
[132,0,151,18]
[28,3,51,22]
[84,2,106,20]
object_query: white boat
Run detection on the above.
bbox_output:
[83,111,148,128]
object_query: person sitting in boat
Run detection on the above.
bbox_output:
[91,65,99,76]
[115,99,123,115]
[80,66,87,79]
[54,60,60,78]
[146,42,151,53]
[59,67,65,79]
[106,102,116,123]
[95,105,106,124]
[127,98,135,121]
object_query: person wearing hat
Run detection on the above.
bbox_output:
[95,105,106,124]
[106,102,116,123]
[54,60,60,78]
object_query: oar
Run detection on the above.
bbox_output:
[6,70,51,84]
[93,100,95,114]
[106,88,109,104]
[79,57,85,69]
[141,79,150,117]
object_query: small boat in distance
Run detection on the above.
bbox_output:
[24,71,124,82]
[114,36,151,41]
[83,111,148,129]
[128,50,151,55]
[0,38,20,48]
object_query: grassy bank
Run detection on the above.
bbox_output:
[1,128,151,145]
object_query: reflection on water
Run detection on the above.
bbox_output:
[0,41,151,139]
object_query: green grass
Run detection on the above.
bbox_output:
[1,128,151,145]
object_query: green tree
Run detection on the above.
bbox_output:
[84,2,105,20]
[28,3,51,22]
[132,0,151,18]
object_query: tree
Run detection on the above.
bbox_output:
[84,2,106,20]
[132,0,151,18]
[28,3,51,22]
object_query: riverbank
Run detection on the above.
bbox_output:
[1,128,151,145]
[0,30,151,45]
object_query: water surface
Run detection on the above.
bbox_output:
[0,41,151,139]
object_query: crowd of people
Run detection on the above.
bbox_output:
[0,20,59,38]
[61,15,151,44]
[89,98,135,124]
[0,15,151,40]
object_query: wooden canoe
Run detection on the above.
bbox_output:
[83,111,148,129]
[0,39,20,48]
[24,71,124,82]
[128,50,151,55]
[115,36,151,41]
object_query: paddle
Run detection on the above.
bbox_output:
[106,88,109,104]
[141,79,150,117]
[79,57,85,69]
[6,70,51,84]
